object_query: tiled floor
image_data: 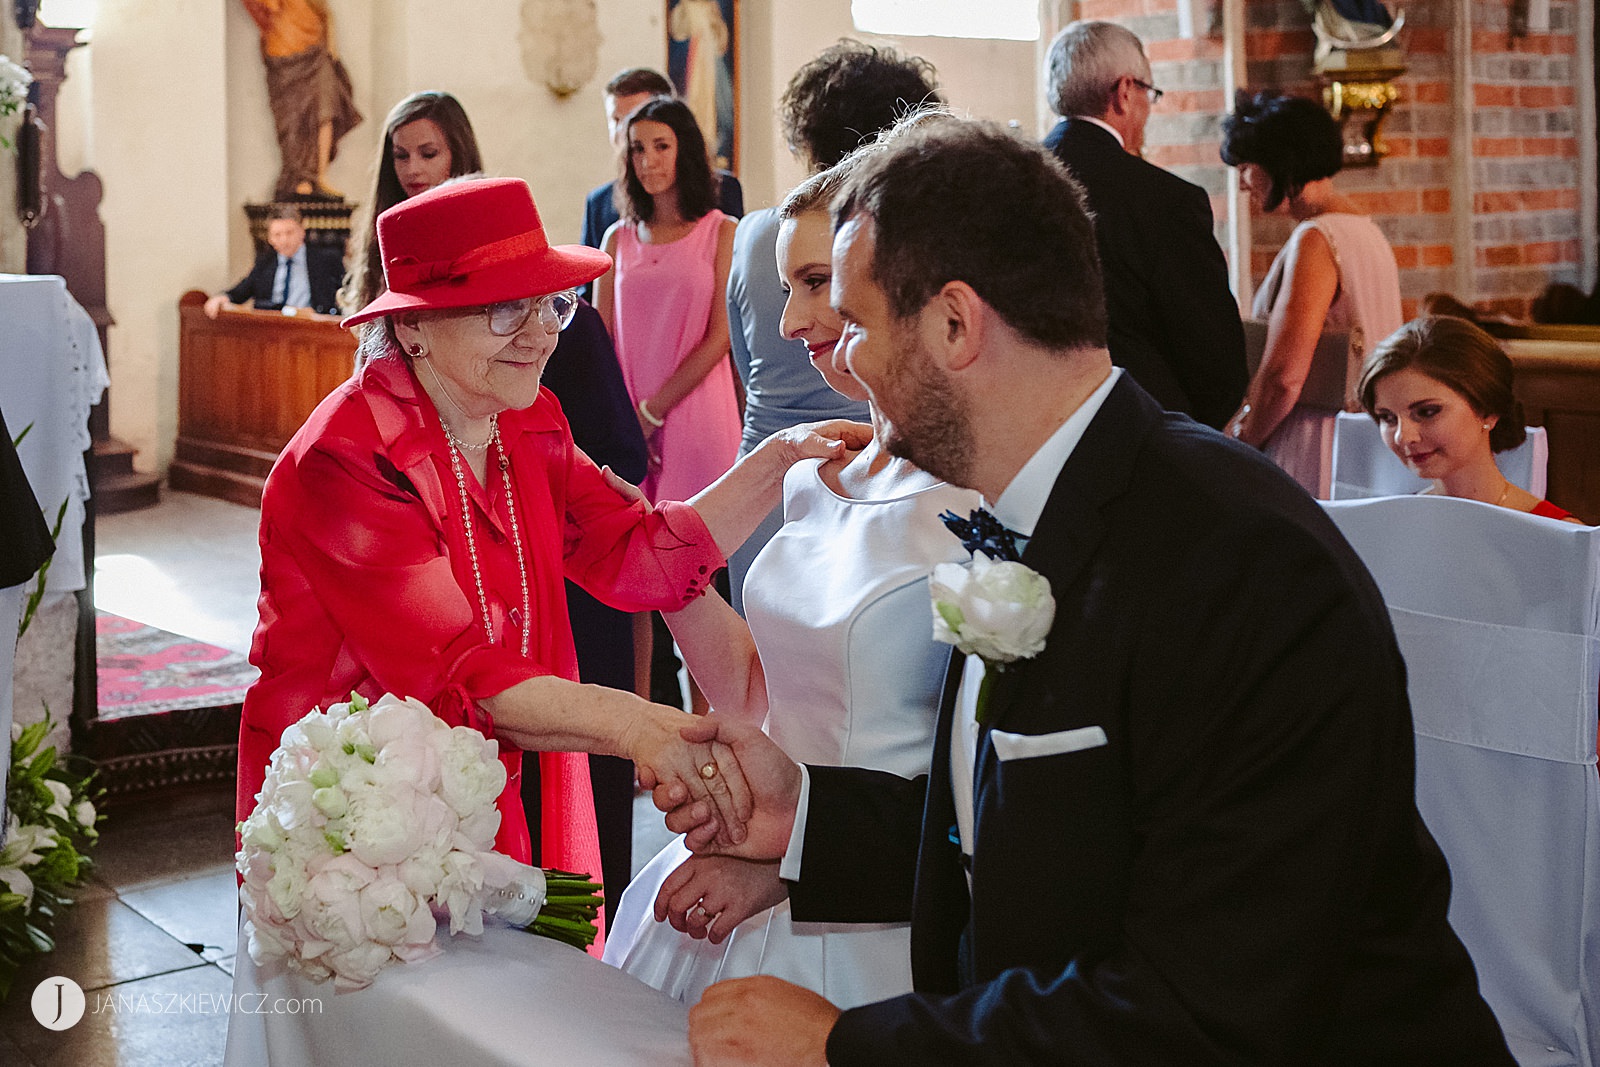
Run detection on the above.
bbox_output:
[1,492,258,1065]
[0,783,240,1067]
[2,489,677,1064]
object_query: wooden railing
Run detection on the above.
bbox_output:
[1502,338,1600,525]
[171,290,357,506]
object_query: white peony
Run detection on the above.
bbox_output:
[931,555,1055,664]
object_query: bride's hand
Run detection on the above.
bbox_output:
[654,854,787,944]
[626,708,753,848]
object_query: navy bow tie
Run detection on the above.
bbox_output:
[940,508,1022,562]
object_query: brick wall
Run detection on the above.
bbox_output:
[1063,0,1590,320]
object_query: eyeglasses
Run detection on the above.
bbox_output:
[482,290,580,336]
[1129,77,1164,105]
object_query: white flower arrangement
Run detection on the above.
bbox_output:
[237,693,601,992]
[931,555,1056,723]
[0,716,101,1002]
[0,55,31,151]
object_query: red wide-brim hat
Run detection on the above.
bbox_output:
[341,177,612,328]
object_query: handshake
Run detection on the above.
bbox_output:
[636,717,804,942]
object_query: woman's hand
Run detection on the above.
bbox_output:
[600,465,651,511]
[654,854,788,943]
[688,419,875,559]
[753,419,873,469]
[626,707,754,848]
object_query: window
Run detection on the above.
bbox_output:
[851,0,1040,41]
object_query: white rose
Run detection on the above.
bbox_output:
[74,800,97,829]
[930,555,1055,664]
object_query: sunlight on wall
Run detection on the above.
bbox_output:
[851,0,1039,41]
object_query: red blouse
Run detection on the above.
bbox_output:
[238,355,725,886]
[1531,499,1575,522]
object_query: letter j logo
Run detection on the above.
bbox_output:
[31,976,86,1030]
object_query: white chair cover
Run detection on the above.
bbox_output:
[1323,495,1599,1067]
[1329,411,1548,501]
[224,916,691,1065]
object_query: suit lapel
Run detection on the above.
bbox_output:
[977,375,1157,732]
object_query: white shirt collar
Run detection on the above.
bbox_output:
[1073,115,1125,150]
[990,366,1121,537]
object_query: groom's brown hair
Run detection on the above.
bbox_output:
[832,114,1107,352]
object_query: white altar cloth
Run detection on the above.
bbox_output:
[224,916,691,1066]
[0,273,109,594]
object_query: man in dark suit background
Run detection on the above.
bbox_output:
[661,115,1512,1065]
[1043,20,1246,430]
[203,206,342,317]
[578,67,743,254]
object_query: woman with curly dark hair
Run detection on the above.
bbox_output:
[1220,91,1402,497]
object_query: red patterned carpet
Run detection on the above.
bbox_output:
[95,613,258,721]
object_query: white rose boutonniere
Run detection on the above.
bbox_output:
[930,554,1055,724]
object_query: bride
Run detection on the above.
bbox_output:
[601,155,980,1009]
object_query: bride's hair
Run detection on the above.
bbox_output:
[780,106,949,222]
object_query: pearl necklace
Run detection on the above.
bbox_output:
[442,415,532,657]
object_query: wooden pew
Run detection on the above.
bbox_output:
[1486,323,1600,525]
[171,290,357,506]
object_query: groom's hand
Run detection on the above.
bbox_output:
[650,716,800,860]
[690,976,838,1067]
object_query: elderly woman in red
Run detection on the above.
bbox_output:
[237,178,855,926]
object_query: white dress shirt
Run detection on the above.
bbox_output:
[272,244,312,309]
[781,366,1122,883]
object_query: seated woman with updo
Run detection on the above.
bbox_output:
[1356,315,1582,523]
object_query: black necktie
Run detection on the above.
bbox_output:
[276,255,293,305]
[940,508,1022,562]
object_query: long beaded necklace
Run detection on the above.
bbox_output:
[442,414,532,657]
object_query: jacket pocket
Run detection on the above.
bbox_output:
[990,725,1107,762]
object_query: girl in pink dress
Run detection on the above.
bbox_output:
[595,96,741,505]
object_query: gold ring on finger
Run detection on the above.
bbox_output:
[700,761,718,780]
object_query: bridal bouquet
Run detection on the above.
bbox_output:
[237,693,602,991]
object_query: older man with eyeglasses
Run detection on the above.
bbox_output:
[1042,20,1248,432]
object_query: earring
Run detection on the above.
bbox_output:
[1482,421,1491,430]
[409,344,426,358]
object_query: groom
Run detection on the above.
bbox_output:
[663,116,1512,1064]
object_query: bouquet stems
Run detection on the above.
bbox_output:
[520,869,603,950]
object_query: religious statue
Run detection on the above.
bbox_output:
[1304,0,1404,65]
[240,0,362,199]
[668,0,734,170]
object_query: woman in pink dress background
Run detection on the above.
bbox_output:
[1220,91,1403,497]
[595,95,741,506]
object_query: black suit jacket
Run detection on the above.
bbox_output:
[1046,119,1247,429]
[0,404,53,588]
[791,375,1512,1064]
[224,243,344,315]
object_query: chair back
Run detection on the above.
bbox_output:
[1323,495,1599,1066]
[1329,411,1549,500]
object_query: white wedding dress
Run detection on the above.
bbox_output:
[602,457,979,1009]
